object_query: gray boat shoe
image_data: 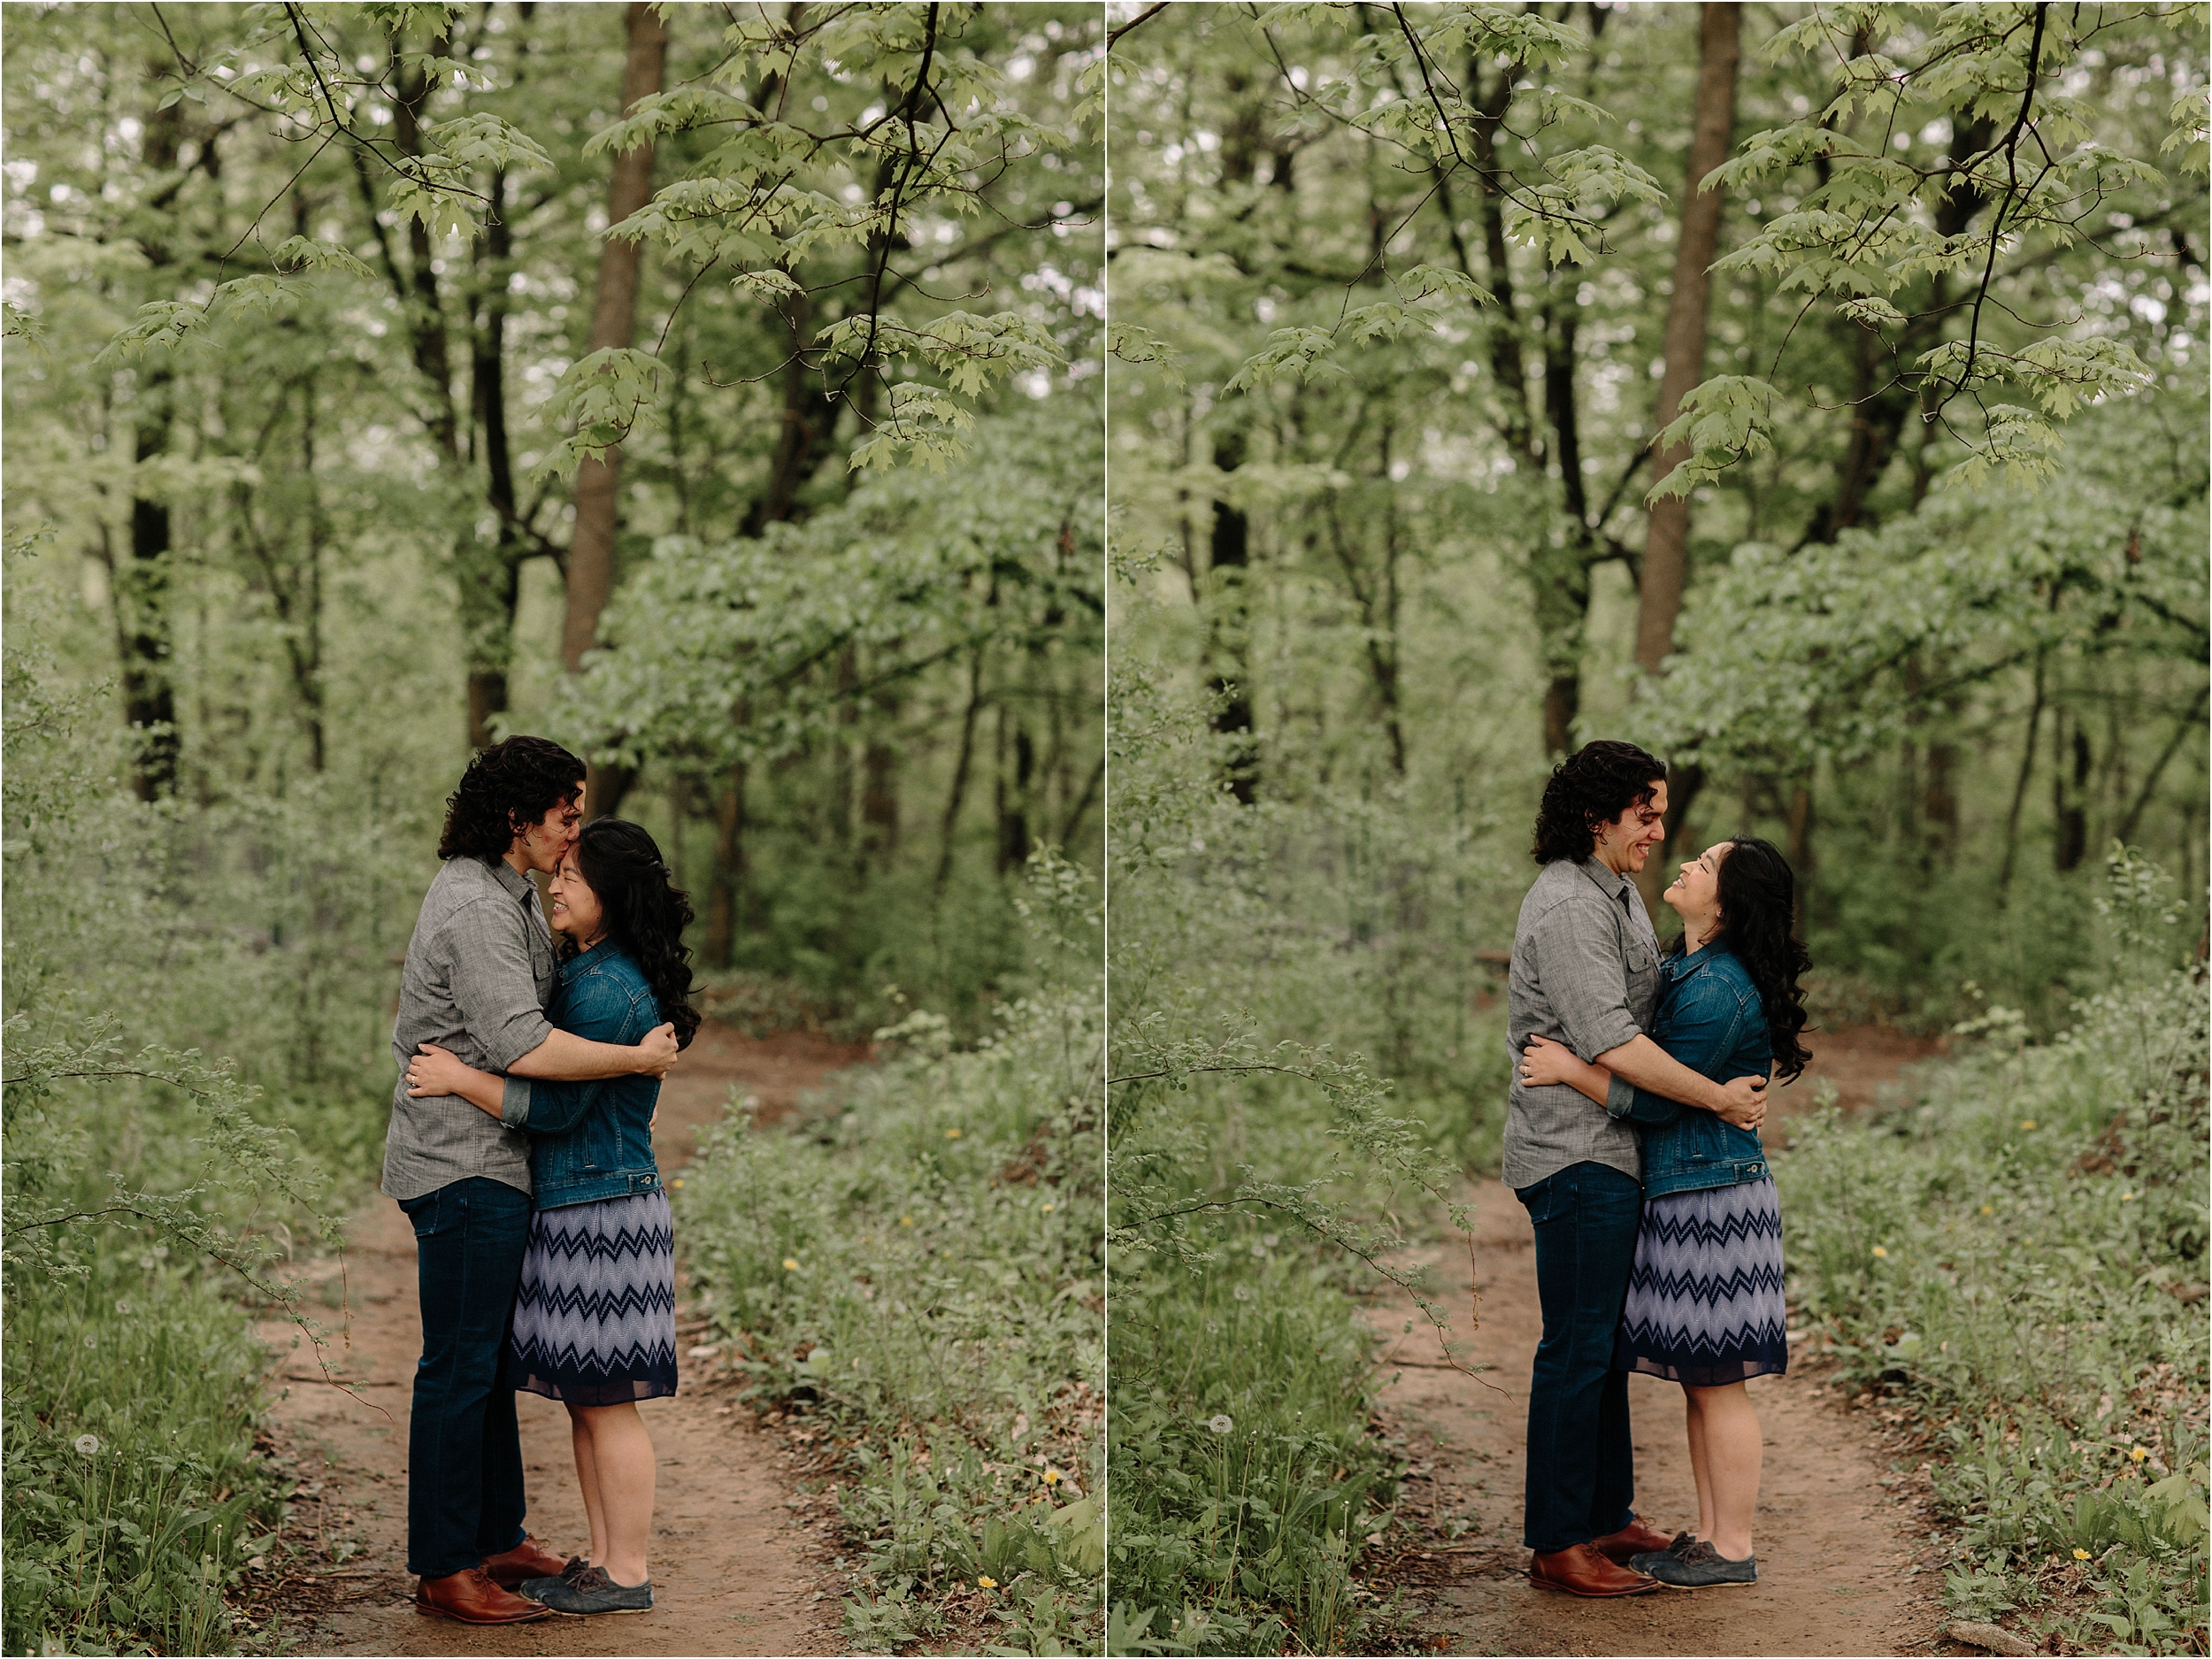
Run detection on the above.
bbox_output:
[1647,1539,1756,1587]
[1629,1531,1701,1574]
[534,1563,655,1615]
[518,1555,591,1603]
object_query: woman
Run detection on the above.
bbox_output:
[1520,835,1809,1589]
[406,818,698,1617]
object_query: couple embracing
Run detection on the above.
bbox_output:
[380,735,699,1623]
[1505,739,1812,1596]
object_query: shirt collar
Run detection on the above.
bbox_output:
[1576,856,1636,905]
[487,856,538,904]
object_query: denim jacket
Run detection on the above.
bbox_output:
[497,945,664,1210]
[1609,942,1771,1199]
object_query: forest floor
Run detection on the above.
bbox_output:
[249,1022,872,1657]
[1369,1024,1963,1658]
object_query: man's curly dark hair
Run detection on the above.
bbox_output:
[1529,740,1668,864]
[437,736,588,862]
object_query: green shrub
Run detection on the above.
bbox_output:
[677,853,1103,1655]
[1778,848,2208,1654]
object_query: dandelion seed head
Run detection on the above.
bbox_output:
[115,1300,130,1315]
[73,1435,99,1456]
[1233,1286,1253,1302]
[1208,1414,1233,1434]
[82,1333,96,1348]
[138,1255,156,1269]
[153,1245,169,1259]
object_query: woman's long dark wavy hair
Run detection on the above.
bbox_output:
[1686,835,1813,1084]
[566,818,702,1050]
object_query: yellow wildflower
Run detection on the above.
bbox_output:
[1872,1246,1889,1258]
[2019,1119,2037,1130]
[1980,1205,1994,1216]
[900,1215,914,1226]
[945,1127,963,1139]
[2130,1447,2148,1463]
[782,1257,799,1271]
[2073,1548,2091,1560]
[977,1575,998,1589]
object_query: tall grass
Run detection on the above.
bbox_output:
[677,853,1105,1655]
[1778,848,2209,1654]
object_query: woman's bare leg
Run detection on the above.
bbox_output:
[1683,1386,1717,1540]
[568,1403,609,1566]
[1682,1382,1761,1559]
[571,1402,656,1586]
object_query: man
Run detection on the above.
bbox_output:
[1504,739,1767,1597]
[382,735,680,1624]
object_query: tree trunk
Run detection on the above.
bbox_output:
[861,681,899,867]
[1785,779,1816,934]
[1999,657,2047,895]
[563,2,669,676]
[1633,1,1740,675]
[1206,430,1258,803]
[1535,297,1596,755]
[121,370,180,799]
[933,648,985,893]
[559,3,666,812]
[705,765,747,968]
[2052,711,2091,872]
[996,706,1033,874]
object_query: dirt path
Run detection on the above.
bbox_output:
[255,1027,869,1655]
[1370,1025,1955,1657]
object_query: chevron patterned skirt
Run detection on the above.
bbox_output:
[1614,1175,1788,1386]
[509,1190,678,1405]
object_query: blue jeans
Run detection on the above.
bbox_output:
[1517,1161,1642,1553]
[398,1178,532,1578]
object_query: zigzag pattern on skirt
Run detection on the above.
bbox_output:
[514,1278,677,1326]
[510,1188,679,1403]
[1634,1202,1782,1252]
[512,1334,680,1380]
[1616,1175,1787,1385]
[522,1218,675,1265]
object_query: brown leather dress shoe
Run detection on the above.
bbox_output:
[481,1535,572,1587]
[416,1566,554,1623]
[1528,1543,1664,1597]
[1589,1513,1676,1564]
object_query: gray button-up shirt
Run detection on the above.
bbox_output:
[380,856,552,1202]
[1502,856,1663,1190]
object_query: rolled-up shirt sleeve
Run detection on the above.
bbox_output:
[439,897,556,1073]
[1524,902,1644,1064]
